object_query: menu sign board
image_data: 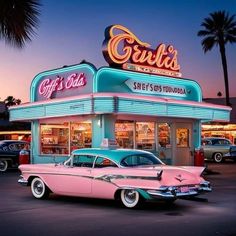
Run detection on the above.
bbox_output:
[103,25,182,77]
[125,79,187,98]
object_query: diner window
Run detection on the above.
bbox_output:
[70,122,92,151]
[40,121,92,155]
[40,123,69,155]
[158,123,171,147]
[136,122,155,150]
[176,128,189,147]
[115,121,134,148]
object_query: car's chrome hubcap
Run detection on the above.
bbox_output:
[215,154,222,162]
[34,181,43,194]
[0,161,6,170]
[124,190,136,203]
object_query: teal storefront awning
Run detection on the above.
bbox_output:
[9,93,231,122]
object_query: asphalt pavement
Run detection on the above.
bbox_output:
[0,162,236,236]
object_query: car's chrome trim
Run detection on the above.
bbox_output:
[22,171,161,181]
[94,174,160,182]
[18,175,28,186]
[147,181,212,199]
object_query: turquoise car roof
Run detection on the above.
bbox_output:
[72,148,151,164]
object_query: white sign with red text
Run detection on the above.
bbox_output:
[125,79,188,98]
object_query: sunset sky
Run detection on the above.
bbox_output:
[0,0,236,103]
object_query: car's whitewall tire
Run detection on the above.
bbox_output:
[120,189,140,208]
[213,152,223,163]
[31,177,49,199]
[0,160,8,172]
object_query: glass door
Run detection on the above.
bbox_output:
[157,123,172,164]
[174,123,193,165]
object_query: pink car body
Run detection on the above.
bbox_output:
[18,148,211,208]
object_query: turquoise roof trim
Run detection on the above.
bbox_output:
[95,67,203,102]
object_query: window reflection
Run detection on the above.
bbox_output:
[40,121,92,155]
[136,122,155,150]
[176,128,189,147]
[40,123,69,155]
[158,123,171,148]
[115,121,134,148]
[70,122,92,151]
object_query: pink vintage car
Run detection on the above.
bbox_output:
[18,148,211,208]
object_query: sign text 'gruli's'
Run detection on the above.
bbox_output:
[103,25,182,77]
[38,73,87,99]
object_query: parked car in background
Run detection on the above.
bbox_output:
[18,148,211,208]
[223,146,236,162]
[201,137,233,163]
[0,140,29,172]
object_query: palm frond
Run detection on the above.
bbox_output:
[0,0,41,48]
[201,36,216,53]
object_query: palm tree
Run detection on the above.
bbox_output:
[4,96,21,107]
[0,0,41,48]
[197,11,236,106]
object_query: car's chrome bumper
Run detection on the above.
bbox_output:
[147,181,212,199]
[18,175,28,186]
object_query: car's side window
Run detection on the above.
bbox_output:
[73,155,96,167]
[212,140,218,145]
[2,145,9,151]
[223,140,231,145]
[94,156,118,168]
[202,140,211,145]
[121,155,154,166]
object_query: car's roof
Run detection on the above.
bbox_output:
[202,137,230,141]
[0,140,28,144]
[72,148,153,163]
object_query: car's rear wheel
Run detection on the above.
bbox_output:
[213,152,223,163]
[0,160,8,172]
[120,189,140,208]
[31,177,49,199]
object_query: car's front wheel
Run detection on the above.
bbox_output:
[0,160,8,172]
[213,152,223,163]
[31,177,49,199]
[120,189,141,208]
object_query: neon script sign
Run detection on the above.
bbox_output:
[38,73,87,99]
[103,25,181,77]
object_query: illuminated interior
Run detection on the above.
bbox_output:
[202,124,236,144]
[40,121,92,155]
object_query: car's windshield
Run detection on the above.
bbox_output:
[120,153,163,167]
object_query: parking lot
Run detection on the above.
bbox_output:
[1,162,236,236]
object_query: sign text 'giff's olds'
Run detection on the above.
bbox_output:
[103,25,182,77]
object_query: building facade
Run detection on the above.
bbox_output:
[9,25,231,165]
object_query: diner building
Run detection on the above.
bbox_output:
[9,25,231,166]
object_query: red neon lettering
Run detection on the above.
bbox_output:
[103,25,181,76]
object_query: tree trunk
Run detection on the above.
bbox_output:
[219,42,230,106]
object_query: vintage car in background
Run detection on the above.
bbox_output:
[18,148,211,208]
[0,140,29,172]
[223,146,236,162]
[201,137,233,163]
